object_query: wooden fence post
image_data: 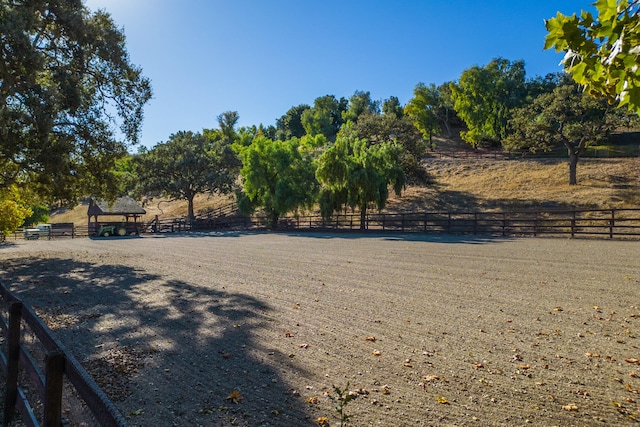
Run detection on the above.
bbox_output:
[473,212,478,235]
[610,209,615,239]
[502,213,506,236]
[4,301,23,425]
[571,211,576,238]
[44,350,65,427]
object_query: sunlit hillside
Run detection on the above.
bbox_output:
[50,156,639,226]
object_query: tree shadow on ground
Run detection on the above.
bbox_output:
[0,257,311,426]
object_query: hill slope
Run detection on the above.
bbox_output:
[51,157,639,226]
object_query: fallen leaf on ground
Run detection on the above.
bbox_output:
[372,350,381,356]
[316,416,328,425]
[562,404,578,411]
[364,336,377,342]
[437,396,449,404]
[226,390,243,404]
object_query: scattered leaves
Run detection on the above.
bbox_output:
[306,396,319,404]
[129,408,143,416]
[562,404,578,411]
[316,416,328,425]
[284,332,294,338]
[226,390,243,404]
[625,358,640,365]
[364,336,377,342]
[372,350,381,356]
[437,396,450,404]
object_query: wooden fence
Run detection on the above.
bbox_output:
[143,208,640,239]
[0,283,128,426]
[6,209,640,240]
[426,145,640,160]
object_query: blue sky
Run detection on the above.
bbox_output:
[84,1,593,149]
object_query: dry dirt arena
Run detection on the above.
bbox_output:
[0,232,639,427]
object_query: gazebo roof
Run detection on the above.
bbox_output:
[87,197,146,217]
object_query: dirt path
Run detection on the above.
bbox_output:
[0,232,639,426]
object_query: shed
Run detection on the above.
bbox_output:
[87,197,146,236]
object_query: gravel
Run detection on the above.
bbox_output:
[1,232,639,426]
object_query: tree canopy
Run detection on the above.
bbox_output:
[545,0,640,114]
[316,126,405,229]
[301,95,348,141]
[405,82,456,144]
[0,0,152,206]
[235,136,319,228]
[505,84,626,184]
[136,131,238,219]
[451,58,527,147]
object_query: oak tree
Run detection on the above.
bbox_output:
[136,131,238,219]
[0,0,152,205]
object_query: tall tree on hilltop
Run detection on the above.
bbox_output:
[276,104,310,140]
[451,58,526,147]
[0,0,152,206]
[342,90,380,123]
[405,82,456,146]
[382,96,405,118]
[301,95,348,141]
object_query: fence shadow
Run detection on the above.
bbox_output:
[0,256,312,425]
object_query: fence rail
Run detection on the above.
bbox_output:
[0,283,128,426]
[166,208,640,239]
[7,209,640,240]
[425,145,640,160]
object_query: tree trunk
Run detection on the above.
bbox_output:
[269,210,279,229]
[187,195,195,220]
[359,206,367,230]
[568,151,578,185]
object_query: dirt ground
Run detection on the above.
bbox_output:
[0,232,639,426]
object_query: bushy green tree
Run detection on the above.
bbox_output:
[0,0,151,205]
[301,95,348,141]
[316,126,405,229]
[505,84,627,184]
[276,104,311,140]
[451,58,526,147]
[136,131,238,219]
[342,90,380,123]
[353,114,427,183]
[236,136,319,228]
[382,96,404,118]
[0,186,32,238]
[405,83,456,145]
[545,0,640,114]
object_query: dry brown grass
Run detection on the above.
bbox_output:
[386,157,640,213]
[51,157,639,225]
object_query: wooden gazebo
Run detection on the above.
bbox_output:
[87,197,146,237]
